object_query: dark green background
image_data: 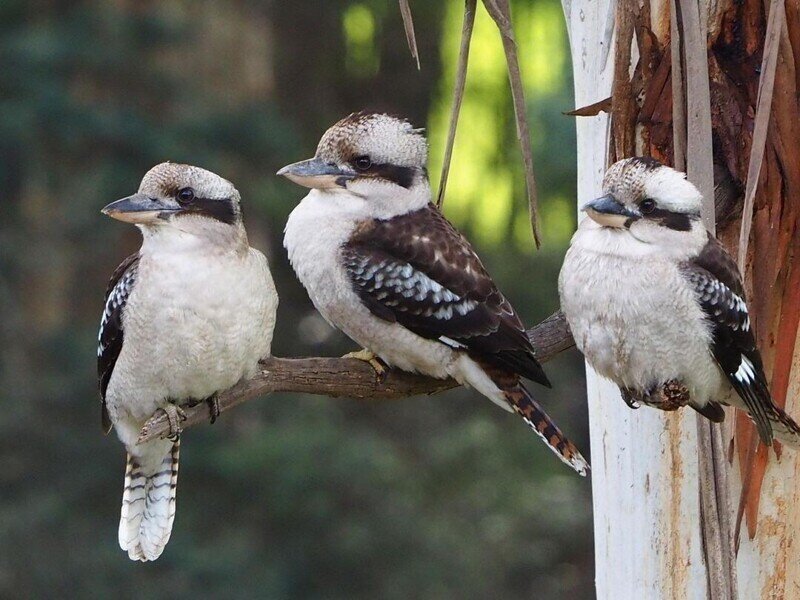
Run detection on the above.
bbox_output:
[0,1,592,597]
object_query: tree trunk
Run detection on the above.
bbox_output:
[562,0,800,597]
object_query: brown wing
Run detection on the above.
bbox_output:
[97,253,139,434]
[343,204,549,386]
[681,234,773,444]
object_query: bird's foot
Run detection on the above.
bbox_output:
[207,394,220,424]
[620,388,641,409]
[653,380,691,411]
[635,380,691,412]
[161,402,187,441]
[343,348,387,384]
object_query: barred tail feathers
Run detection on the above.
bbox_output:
[505,383,590,476]
[119,440,179,561]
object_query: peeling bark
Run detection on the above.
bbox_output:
[566,0,800,595]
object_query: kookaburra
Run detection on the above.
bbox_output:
[98,163,278,561]
[559,157,800,448]
[278,112,588,475]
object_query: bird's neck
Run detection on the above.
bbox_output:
[574,216,708,261]
[139,218,249,258]
[308,178,432,221]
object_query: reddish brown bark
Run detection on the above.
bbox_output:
[608,0,800,538]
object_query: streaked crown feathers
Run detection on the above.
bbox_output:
[603,157,702,215]
[316,112,428,169]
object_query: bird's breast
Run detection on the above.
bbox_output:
[116,248,275,406]
[560,240,717,396]
[284,196,363,317]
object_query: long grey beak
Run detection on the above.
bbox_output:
[582,194,640,228]
[101,193,175,224]
[276,157,354,190]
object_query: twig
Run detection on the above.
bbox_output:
[437,0,477,208]
[398,0,421,70]
[563,97,611,117]
[482,0,542,248]
[138,311,575,443]
[736,0,784,271]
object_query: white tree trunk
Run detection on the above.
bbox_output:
[563,3,706,597]
[563,1,800,598]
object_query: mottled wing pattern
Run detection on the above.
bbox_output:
[681,234,773,444]
[342,204,549,386]
[98,253,140,433]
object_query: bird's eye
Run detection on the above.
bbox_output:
[640,198,656,214]
[176,187,195,205]
[353,156,372,171]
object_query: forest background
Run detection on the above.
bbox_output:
[0,1,592,596]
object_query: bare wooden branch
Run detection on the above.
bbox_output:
[437,0,477,208]
[398,0,421,70]
[138,311,575,444]
[482,0,542,248]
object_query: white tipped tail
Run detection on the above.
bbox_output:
[119,440,180,561]
[505,383,591,476]
[770,406,800,449]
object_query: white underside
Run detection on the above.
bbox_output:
[284,190,512,412]
[559,219,729,408]
[106,230,277,451]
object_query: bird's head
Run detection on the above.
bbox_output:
[102,163,242,232]
[277,112,430,214]
[582,157,702,239]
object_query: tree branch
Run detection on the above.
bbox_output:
[138,311,575,443]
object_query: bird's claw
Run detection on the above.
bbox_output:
[648,380,691,411]
[621,381,691,412]
[620,388,641,409]
[207,394,220,424]
[343,348,387,384]
[161,403,187,441]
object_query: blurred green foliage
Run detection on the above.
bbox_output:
[0,1,591,597]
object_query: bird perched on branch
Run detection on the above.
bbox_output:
[98,163,278,561]
[279,112,588,475]
[559,157,800,448]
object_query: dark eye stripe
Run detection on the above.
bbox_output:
[177,196,238,225]
[646,207,694,231]
[354,162,416,189]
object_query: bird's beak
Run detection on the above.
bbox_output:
[582,194,640,228]
[101,193,176,224]
[276,157,354,190]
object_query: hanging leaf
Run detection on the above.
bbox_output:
[482,0,541,248]
[437,0,477,208]
[737,0,784,270]
[398,0,421,70]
